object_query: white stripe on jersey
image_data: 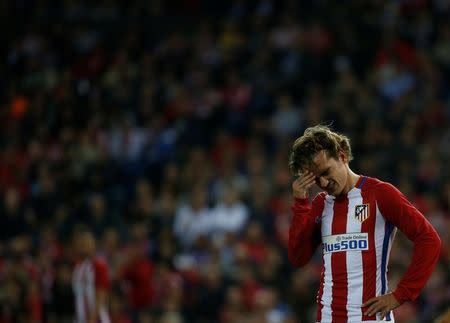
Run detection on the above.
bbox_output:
[320,195,335,322]
[73,260,95,323]
[346,188,364,321]
[375,203,385,297]
[375,202,397,322]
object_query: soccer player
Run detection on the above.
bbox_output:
[72,230,111,323]
[288,125,441,323]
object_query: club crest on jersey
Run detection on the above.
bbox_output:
[354,204,370,222]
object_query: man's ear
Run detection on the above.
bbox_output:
[339,151,348,163]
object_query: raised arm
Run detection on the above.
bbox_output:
[288,171,325,267]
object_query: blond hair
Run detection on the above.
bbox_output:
[289,125,353,175]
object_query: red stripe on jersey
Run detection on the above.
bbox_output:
[361,188,377,321]
[331,196,349,323]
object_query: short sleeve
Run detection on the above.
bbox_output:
[94,258,110,290]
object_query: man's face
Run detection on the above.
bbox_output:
[307,150,348,196]
[76,233,96,258]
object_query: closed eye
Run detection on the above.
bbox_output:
[320,168,331,177]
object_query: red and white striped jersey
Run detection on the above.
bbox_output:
[288,176,441,323]
[73,257,111,323]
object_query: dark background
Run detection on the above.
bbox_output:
[0,1,449,322]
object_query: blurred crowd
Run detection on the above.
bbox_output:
[1,0,450,322]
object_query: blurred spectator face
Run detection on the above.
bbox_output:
[136,178,152,198]
[163,163,179,184]
[38,165,55,194]
[203,261,222,288]
[130,223,148,242]
[137,311,154,323]
[222,186,239,206]
[40,226,56,245]
[10,236,30,261]
[159,312,183,323]
[306,150,350,197]
[246,221,263,242]
[272,94,302,138]
[101,228,119,254]
[158,188,176,216]
[250,176,269,198]
[225,286,243,308]
[4,188,20,214]
[247,152,266,177]
[128,234,148,260]
[90,194,106,218]
[254,288,276,312]
[135,178,154,214]
[190,186,207,210]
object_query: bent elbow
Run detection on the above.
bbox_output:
[434,231,442,252]
[436,233,442,246]
[430,226,442,247]
[427,228,443,261]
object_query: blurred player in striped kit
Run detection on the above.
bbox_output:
[72,230,110,323]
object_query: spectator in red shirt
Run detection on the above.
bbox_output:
[120,235,155,317]
[236,220,269,265]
